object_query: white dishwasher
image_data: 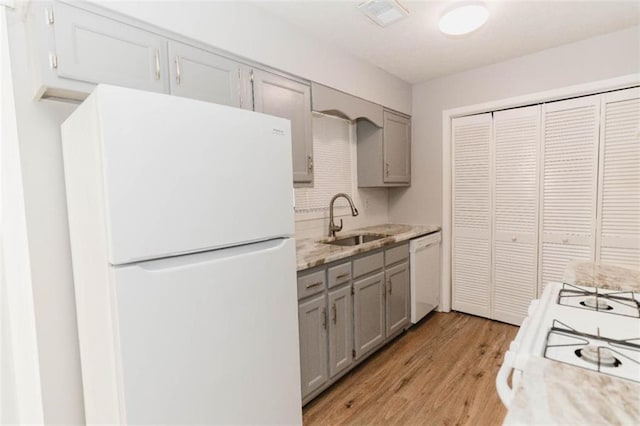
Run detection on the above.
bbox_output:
[409,231,441,324]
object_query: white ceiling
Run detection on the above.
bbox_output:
[253,0,640,84]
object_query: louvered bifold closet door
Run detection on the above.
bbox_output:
[492,106,540,325]
[539,95,600,290]
[596,87,640,269]
[452,113,492,318]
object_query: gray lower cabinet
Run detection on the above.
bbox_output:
[328,286,353,378]
[50,2,169,96]
[353,271,386,359]
[298,293,328,399]
[385,261,410,336]
[297,243,411,404]
[168,41,251,109]
[252,70,313,184]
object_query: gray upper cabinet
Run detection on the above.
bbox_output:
[385,261,410,336]
[252,70,313,184]
[298,293,328,399]
[353,271,386,359]
[383,111,411,184]
[168,41,249,109]
[52,2,169,95]
[357,110,411,187]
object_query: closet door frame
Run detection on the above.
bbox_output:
[442,74,638,313]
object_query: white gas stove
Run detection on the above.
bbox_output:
[496,281,640,406]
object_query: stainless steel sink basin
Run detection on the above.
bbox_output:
[323,234,389,247]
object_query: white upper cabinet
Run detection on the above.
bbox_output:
[52,2,169,94]
[252,70,313,184]
[452,113,492,318]
[539,95,601,290]
[168,41,249,109]
[492,105,540,325]
[596,87,640,269]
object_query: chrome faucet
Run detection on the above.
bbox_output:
[328,193,359,237]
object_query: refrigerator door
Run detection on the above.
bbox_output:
[110,238,301,424]
[62,85,294,265]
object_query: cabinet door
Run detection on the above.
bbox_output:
[298,294,328,399]
[328,286,353,378]
[539,95,600,291]
[53,2,168,93]
[353,272,385,359]
[168,41,244,108]
[452,113,492,318]
[596,88,640,269]
[253,70,313,184]
[492,106,540,325]
[385,261,410,336]
[383,111,411,184]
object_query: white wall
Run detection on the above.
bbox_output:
[388,25,640,226]
[5,1,411,423]
[90,0,412,114]
[2,6,45,424]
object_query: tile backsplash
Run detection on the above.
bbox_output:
[294,113,389,240]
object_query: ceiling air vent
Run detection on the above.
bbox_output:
[358,0,409,27]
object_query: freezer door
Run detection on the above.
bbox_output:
[62,85,294,264]
[110,238,301,424]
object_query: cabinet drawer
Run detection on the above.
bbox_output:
[353,252,384,279]
[385,244,409,266]
[298,270,326,299]
[328,262,351,288]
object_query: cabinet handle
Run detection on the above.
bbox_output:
[175,56,182,85]
[154,49,161,80]
[388,279,393,295]
[511,235,517,242]
[305,281,323,289]
[322,308,327,330]
[307,155,314,172]
[562,237,569,244]
[332,304,337,324]
[336,272,350,280]
[385,162,390,177]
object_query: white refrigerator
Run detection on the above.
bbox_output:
[62,85,302,424]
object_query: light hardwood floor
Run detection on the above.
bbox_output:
[303,312,518,426]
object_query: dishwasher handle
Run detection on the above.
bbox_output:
[410,231,441,250]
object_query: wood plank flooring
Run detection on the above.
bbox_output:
[303,312,518,426]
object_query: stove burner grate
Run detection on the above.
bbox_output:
[557,283,640,318]
[543,320,640,383]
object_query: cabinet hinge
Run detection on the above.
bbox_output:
[45,8,54,25]
[49,53,58,69]
[352,349,356,359]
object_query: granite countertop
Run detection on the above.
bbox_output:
[563,261,640,292]
[295,223,440,271]
[503,356,640,425]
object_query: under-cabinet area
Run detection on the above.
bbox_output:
[297,242,410,404]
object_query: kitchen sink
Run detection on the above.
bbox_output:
[323,234,389,247]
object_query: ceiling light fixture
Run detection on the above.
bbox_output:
[439,2,489,36]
